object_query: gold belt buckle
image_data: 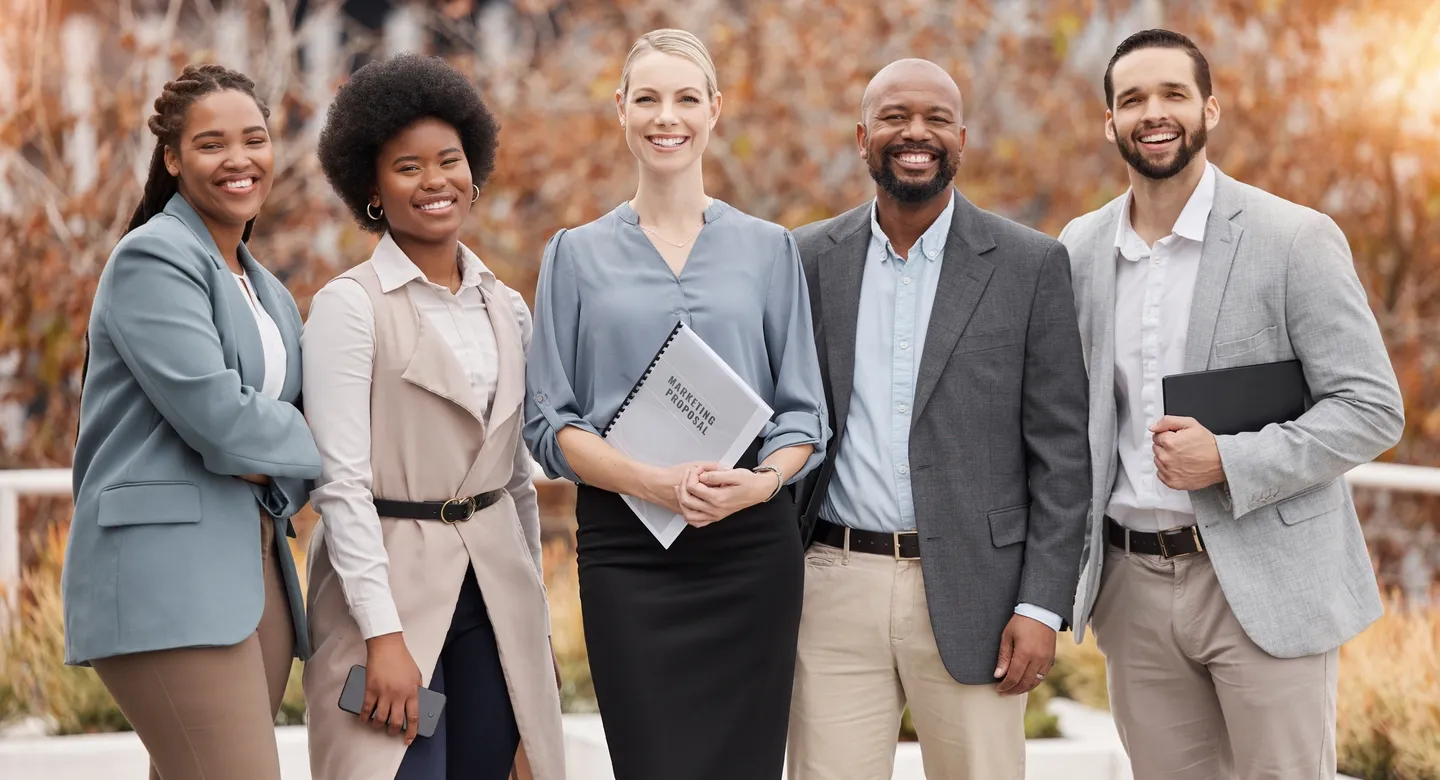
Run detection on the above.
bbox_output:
[440,496,476,524]
[1157,525,1204,559]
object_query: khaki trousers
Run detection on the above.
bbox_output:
[786,541,1026,780]
[1091,544,1338,780]
[92,512,294,780]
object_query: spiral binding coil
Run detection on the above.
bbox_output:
[601,319,687,438]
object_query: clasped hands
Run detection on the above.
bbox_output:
[648,462,779,528]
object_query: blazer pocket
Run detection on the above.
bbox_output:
[954,325,1024,356]
[1276,480,1342,525]
[987,503,1030,547]
[98,481,202,527]
[1214,326,1277,360]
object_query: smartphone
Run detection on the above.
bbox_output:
[338,664,446,739]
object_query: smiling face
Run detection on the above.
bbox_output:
[166,89,273,231]
[1105,46,1219,180]
[371,117,473,244]
[858,61,965,205]
[616,51,720,176]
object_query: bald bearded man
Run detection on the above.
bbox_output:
[787,59,1091,779]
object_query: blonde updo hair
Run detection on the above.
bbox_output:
[618,29,719,99]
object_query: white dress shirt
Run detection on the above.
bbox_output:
[233,273,287,400]
[302,238,538,639]
[1108,163,1217,533]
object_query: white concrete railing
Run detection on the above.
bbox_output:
[3,461,1440,609]
[0,463,561,610]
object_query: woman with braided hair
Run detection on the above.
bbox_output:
[63,64,320,780]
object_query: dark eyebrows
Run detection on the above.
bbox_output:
[190,126,267,142]
[391,147,463,165]
[874,102,955,117]
[1117,82,1192,101]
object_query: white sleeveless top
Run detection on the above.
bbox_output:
[233,273,287,400]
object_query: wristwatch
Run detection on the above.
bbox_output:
[751,465,784,501]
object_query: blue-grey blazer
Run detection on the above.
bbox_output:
[63,193,322,666]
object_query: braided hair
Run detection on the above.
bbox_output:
[126,64,270,241]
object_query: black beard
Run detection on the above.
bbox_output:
[869,143,958,204]
[1116,120,1207,180]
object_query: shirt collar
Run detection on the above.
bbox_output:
[869,189,955,264]
[1114,162,1217,261]
[371,232,495,294]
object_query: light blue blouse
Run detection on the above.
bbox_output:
[523,199,829,485]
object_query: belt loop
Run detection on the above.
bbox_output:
[842,526,851,565]
[1124,527,1131,558]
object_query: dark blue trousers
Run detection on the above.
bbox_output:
[395,565,520,780]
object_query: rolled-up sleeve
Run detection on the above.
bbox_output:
[523,229,600,483]
[758,230,829,481]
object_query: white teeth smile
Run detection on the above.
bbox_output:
[1141,132,1179,143]
[898,153,935,165]
[223,178,254,190]
[650,136,686,147]
[418,199,454,211]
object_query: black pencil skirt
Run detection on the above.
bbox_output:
[574,444,805,780]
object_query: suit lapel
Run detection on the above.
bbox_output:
[816,206,871,437]
[912,193,995,422]
[1086,206,1120,489]
[1183,171,1245,373]
[238,245,302,402]
[457,283,526,495]
[401,311,490,430]
[163,195,269,392]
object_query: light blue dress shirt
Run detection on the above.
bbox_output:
[820,192,1062,632]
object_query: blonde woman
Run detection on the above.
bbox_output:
[524,29,828,780]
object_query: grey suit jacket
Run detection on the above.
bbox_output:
[795,190,1092,684]
[1061,167,1405,658]
[64,193,322,666]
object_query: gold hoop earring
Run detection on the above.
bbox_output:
[366,202,383,221]
[471,184,480,203]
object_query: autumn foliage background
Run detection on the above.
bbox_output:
[1,0,1439,772]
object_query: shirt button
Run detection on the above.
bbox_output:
[926,250,937,259]
[897,404,908,414]
[898,464,909,475]
[899,341,909,350]
[902,277,913,285]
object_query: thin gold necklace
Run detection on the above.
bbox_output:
[630,198,711,247]
[636,221,703,248]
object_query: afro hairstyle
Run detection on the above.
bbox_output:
[318,52,500,234]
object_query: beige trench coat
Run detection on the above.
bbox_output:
[303,253,564,780]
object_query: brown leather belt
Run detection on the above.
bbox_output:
[814,518,920,559]
[373,489,506,523]
[1105,516,1206,559]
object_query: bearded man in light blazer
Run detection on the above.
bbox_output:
[1060,29,1405,779]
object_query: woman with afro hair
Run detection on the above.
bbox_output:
[300,52,564,780]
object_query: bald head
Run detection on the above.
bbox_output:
[861,59,963,122]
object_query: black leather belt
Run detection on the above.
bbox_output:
[814,518,920,559]
[373,489,506,524]
[1105,516,1206,559]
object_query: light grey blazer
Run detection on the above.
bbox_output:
[795,191,1092,684]
[1061,167,1405,658]
[63,193,322,666]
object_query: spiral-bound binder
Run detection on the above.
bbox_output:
[599,320,774,548]
[602,320,686,439]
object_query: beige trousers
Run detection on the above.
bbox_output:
[1091,544,1338,780]
[92,512,294,780]
[786,541,1027,780]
